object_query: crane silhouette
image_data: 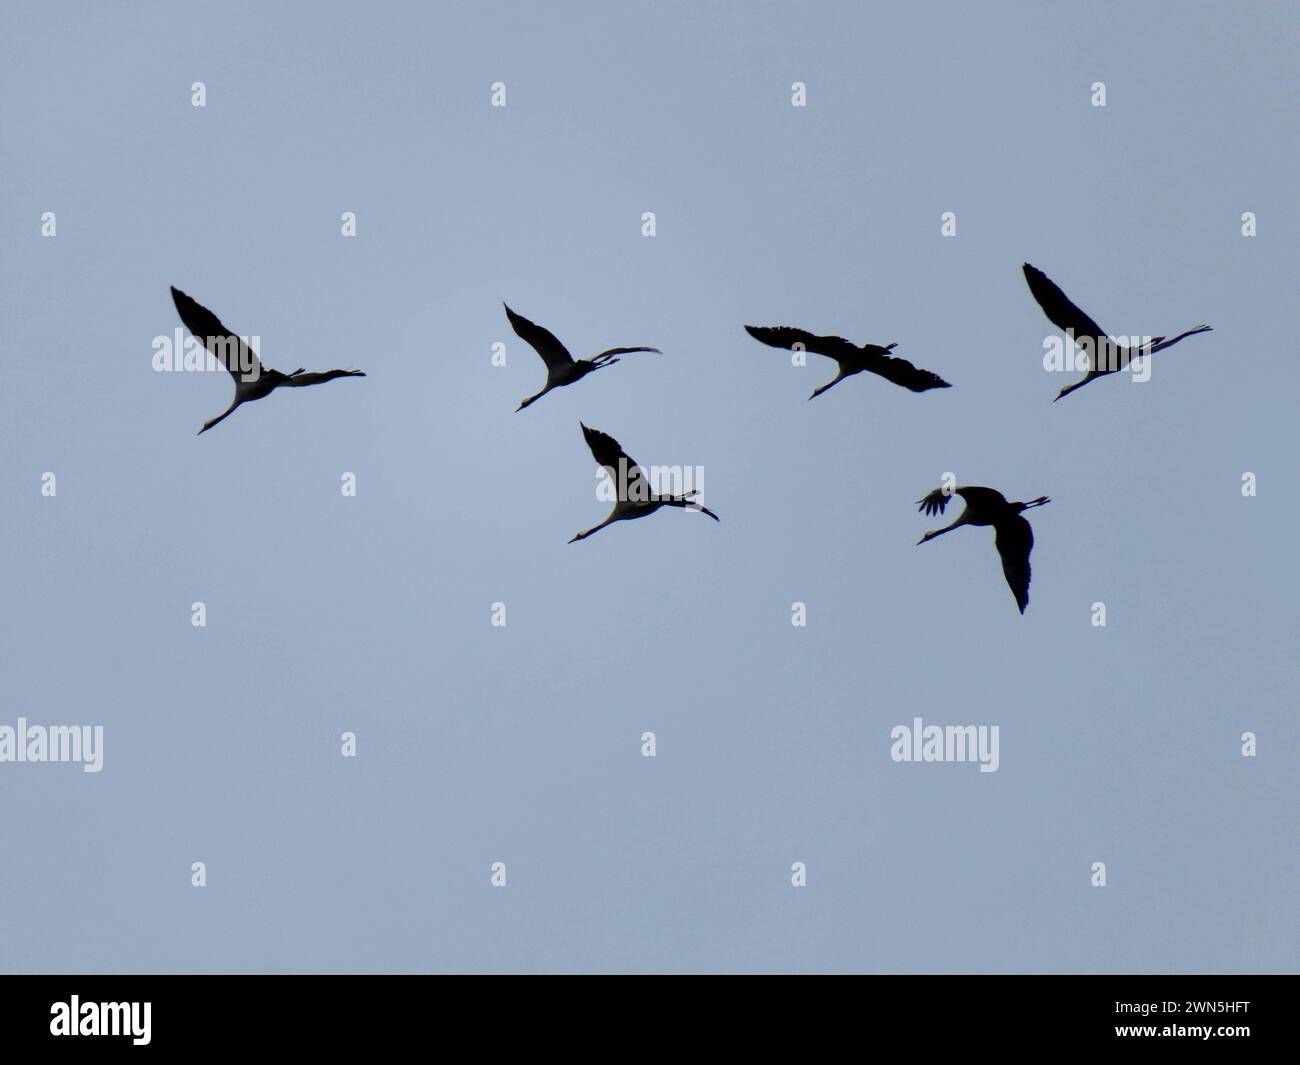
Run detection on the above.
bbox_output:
[744,325,951,400]
[1022,263,1211,402]
[506,304,660,411]
[916,486,1050,614]
[569,423,719,542]
[171,287,365,434]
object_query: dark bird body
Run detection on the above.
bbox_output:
[1021,263,1211,401]
[570,423,719,542]
[744,325,951,400]
[506,304,659,411]
[171,287,365,434]
[916,486,1050,614]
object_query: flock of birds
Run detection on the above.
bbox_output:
[170,264,1211,614]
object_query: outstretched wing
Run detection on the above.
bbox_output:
[916,485,1008,517]
[916,487,953,516]
[861,346,951,392]
[744,325,861,364]
[505,304,574,374]
[172,287,262,381]
[994,514,1034,614]
[580,423,648,501]
[954,486,1009,512]
[1022,264,1106,346]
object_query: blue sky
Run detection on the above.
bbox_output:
[0,0,1295,972]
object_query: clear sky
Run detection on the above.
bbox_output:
[0,0,1295,973]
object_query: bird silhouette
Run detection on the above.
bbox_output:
[569,423,719,542]
[506,304,660,411]
[916,486,1050,614]
[744,325,951,400]
[1022,263,1211,402]
[171,287,365,434]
